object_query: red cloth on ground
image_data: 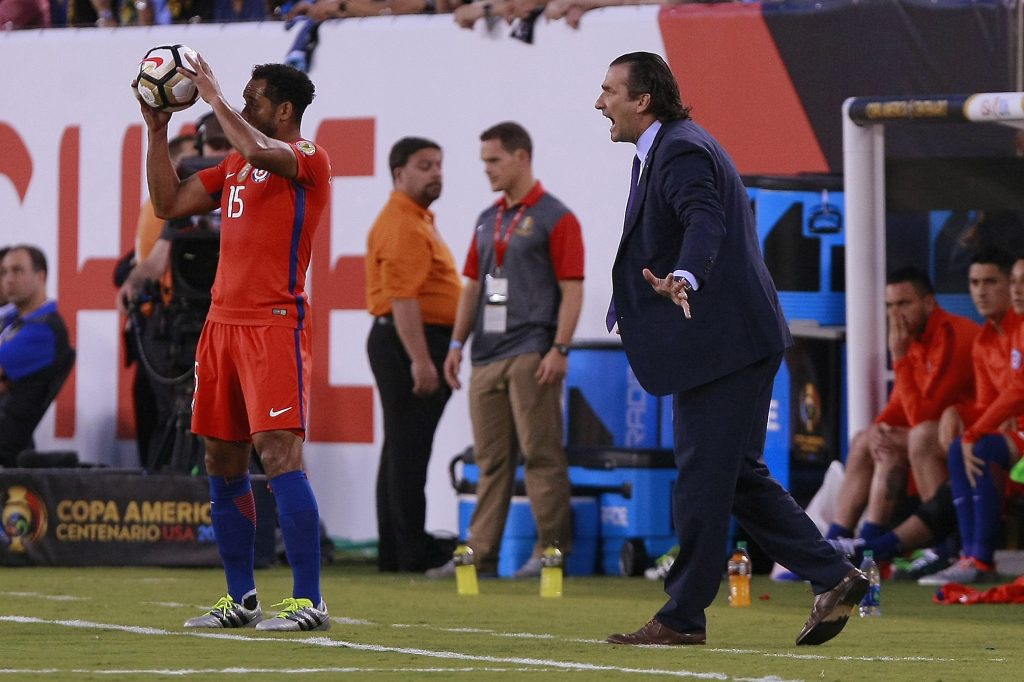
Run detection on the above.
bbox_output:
[934,576,1024,604]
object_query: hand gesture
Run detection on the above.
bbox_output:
[181,52,224,106]
[642,268,691,319]
[887,309,911,361]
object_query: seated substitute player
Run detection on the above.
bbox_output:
[922,252,1024,585]
[827,268,978,547]
[135,56,332,631]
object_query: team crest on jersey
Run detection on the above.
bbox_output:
[295,140,316,156]
[516,216,535,237]
[237,163,252,182]
[1013,348,1022,371]
[252,168,270,183]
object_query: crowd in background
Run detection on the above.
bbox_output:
[1,0,719,32]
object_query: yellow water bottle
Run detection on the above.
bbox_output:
[539,544,563,598]
[453,544,479,596]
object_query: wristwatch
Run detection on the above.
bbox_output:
[553,343,570,357]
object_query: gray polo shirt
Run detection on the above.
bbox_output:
[463,181,584,365]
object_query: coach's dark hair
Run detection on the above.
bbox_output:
[480,121,532,159]
[5,244,47,276]
[610,52,691,123]
[251,63,316,123]
[886,266,934,296]
[970,245,1016,276]
[388,137,442,180]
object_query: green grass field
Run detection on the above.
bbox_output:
[0,564,1020,681]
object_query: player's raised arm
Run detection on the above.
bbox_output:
[135,88,220,220]
[184,53,300,180]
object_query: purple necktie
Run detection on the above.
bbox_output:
[624,155,641,220]
[607,156,643,332]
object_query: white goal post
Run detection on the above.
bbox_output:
[842,92,1024,435]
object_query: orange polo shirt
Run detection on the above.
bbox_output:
[366,190,461,326]
[875,306,980,427]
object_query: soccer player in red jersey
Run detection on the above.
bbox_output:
[135,56,331,631]
[924,249,1023,586]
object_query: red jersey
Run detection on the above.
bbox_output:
[964,309,1024,443]
[197,140,331,329]
[874,307,980,427]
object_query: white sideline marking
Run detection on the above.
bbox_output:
[0,591,85,602]
[0,667,572,676]
[0,616,728,680]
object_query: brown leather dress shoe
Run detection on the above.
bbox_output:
[796,568,869,645]
[606,618,707,646]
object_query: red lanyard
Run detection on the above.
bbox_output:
[493,202,527,269]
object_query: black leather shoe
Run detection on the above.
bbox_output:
[607,618,707,646]
[796,568,869,645]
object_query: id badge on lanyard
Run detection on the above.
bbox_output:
[484,273,508,333]
[483,203,526,334]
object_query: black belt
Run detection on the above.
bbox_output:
[375,315,394,326]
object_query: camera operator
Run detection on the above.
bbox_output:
[118,112,230,471]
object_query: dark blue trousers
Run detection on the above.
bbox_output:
[656,352,852,634]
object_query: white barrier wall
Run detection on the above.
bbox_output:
[0,9,665,539]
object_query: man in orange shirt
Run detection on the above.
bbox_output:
[828,268,979,550]
[922,248,1021,585]
[366,137,462,573]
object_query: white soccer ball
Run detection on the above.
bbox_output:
[136,44,200,113]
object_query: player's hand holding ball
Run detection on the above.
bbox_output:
[135,44,200,113]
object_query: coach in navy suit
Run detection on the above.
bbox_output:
[598,52,866,647]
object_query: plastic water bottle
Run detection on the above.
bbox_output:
[453,544,479,596]
[727,541,751,607]
[539,544,564,598]
[858,550,881,617]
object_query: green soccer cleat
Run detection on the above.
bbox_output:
[255,597,330,632]
[184,595,262,628]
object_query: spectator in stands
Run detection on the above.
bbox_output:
[0,245,74,466]
[56,0,119,26]
[285,0,455,22]
[0,0,49,28]
[922,251,1024,585]
[826,268,979,561]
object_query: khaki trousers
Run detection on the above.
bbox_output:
[467,353,572,573]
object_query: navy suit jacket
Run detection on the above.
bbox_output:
[610,118,792,396]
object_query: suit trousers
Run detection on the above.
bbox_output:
[656,352,852,634]
[467,352,573,573]
[367,319,452,572]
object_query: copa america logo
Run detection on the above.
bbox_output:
[2,485,49,553]
[799,382,822,432]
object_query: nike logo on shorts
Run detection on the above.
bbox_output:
[269,406,293,418]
